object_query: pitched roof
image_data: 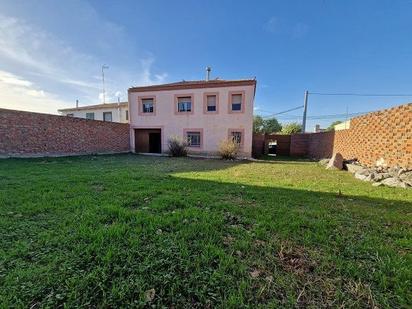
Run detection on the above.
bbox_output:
[128,79,257,93]
[58,102,128,112]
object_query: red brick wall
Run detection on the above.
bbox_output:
[290,103,412,168]
[252,133,291,157]
[0,109,130,157]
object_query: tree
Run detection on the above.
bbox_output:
[281,122,302,134]
[326,120,342,131]
[262,118,282,134]
[253,115,265,133]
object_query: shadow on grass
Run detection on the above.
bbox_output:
[1,153,411,307]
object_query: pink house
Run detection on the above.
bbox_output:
[128,78,257,157]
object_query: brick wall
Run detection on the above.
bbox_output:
[252,134,291,157]
[0,109,130,157]
[289,103,412,168]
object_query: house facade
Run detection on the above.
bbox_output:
[58,102,129,123]
[128,79,256,157]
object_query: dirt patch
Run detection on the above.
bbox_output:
[278,243,316,275]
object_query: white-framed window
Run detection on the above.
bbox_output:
[231,94,242,111]
[186,131,201,147]
[103,112,112,122]
[86,112,94,120]
[206,95,217,112]
[142,99,154,113]
[125,110,129,120]
[178,97,192,112]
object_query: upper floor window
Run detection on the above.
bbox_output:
[103,112,112,122]
[178,96,192,112]
[229,91,245,113]
[175,94,194,115]
[86,112,94,120]
[231,94,242,111]
[142,99,154,113]
[203,92,219,114]
[207,95,216,112]
[138,96,156,116]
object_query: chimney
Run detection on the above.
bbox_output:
[314,124,320,133]
[76,99,79,109]
[205,66,211,81]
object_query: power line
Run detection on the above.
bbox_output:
[262,105,303,118]
[309,92,412,97]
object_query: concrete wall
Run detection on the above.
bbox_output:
[0,109,130,157]
[60,106,129,123]
[128,84,255,157]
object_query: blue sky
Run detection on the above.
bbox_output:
[1,0,412,130]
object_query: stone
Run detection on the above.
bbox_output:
[399,171,412,186]
[326,153,343,170]
[318,158,330,166]
[346,163,365,174]
[388,166,401,177]
[381,177,408,188]
[372,182,384,187]
[376,158,387,168]
[355,173,368,181]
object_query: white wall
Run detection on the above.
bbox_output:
[60,106,129,123]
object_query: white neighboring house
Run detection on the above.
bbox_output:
[58,102,129,123]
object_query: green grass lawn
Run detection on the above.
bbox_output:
[0,154,411,308]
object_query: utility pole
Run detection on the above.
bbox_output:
[302,90,308,133]
[101,64,109,104]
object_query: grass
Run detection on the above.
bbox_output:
[0,154,411,308]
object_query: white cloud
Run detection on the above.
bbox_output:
[0,70,33,87]
[0,70,69,113]
[0,5,167,113]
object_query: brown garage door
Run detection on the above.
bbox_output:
[134,129,162,153]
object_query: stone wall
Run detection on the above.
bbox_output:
[0,108,130,157]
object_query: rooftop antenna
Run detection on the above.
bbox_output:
[101,64,109,104]
[206,66,211,81]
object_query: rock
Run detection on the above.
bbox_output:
[399,171,412,186]
[346,163,365,174]
[355,173,368,181]
[318,158,330,166]
[372,182,384,187]
[376,158,387,168]
[381,177,408,188]
[388,166,401,177]
[326,153,343,170]
[145,289,156,302]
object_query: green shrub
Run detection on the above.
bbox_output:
[168,136,188,157]
[218,139,239,160]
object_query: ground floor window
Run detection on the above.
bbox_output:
[86,112,94,120]
[186,131,201,147]
[103,112,112,122]
[125,110,129,120]
[231,131,242,144]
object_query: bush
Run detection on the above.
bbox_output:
[168,136,188,157]
[218,139,239,160]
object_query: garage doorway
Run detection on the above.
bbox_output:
[134,129,162,154]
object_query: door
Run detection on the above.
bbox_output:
[149,132,161,153]
[134,129,162,153]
